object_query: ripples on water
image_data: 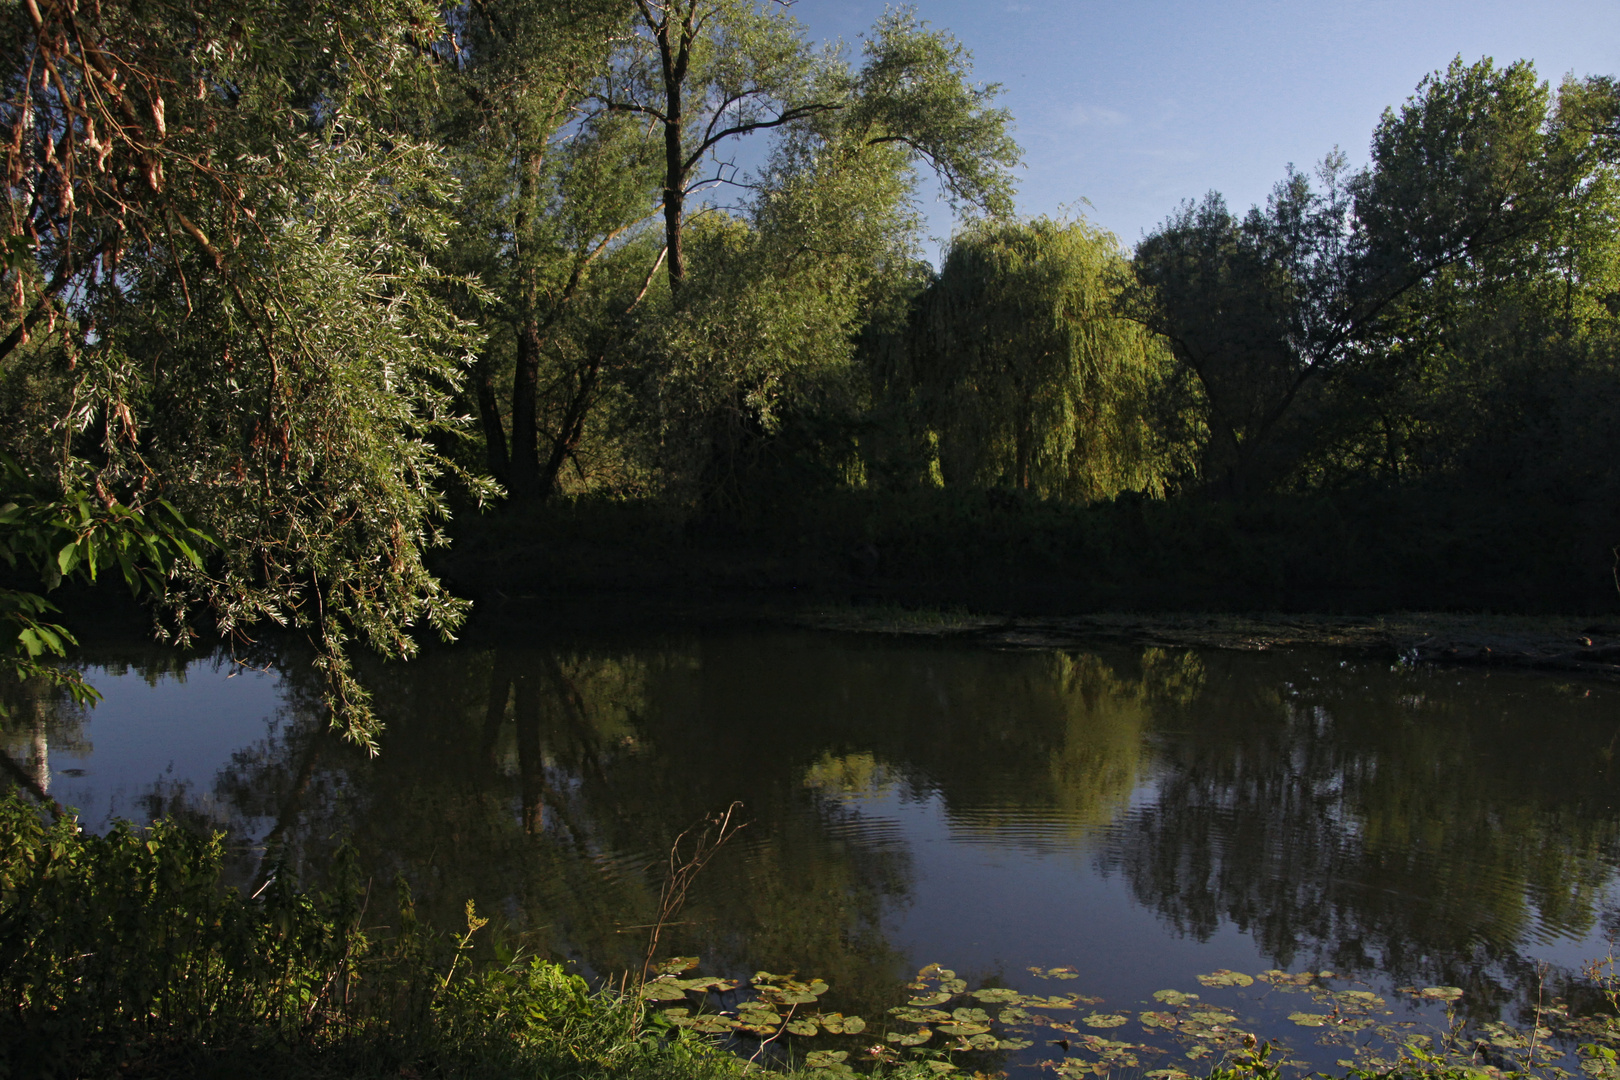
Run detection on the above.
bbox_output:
[4,629,1618,1073]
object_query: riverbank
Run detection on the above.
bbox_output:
[792,608,1620,683]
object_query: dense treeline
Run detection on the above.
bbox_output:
[4,0,1620,735]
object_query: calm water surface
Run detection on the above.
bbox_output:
[6,626,1619,1074]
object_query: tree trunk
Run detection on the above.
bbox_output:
[537,353,606,499]
[655,3,691,293]
[508,317,543,499]
[474,352,511,488]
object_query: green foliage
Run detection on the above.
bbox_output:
[3,0,493,746]
[0,790,807,1080]
[0,453,211,706]
[1134,57,1620,506]
[908,216,1196,500]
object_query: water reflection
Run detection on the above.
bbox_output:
[5,630,1618,1053]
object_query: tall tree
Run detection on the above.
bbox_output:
[1133,57,1590,495]
[461,1,1021,504]
[434,0,657,500]
[595,3,1018,295]
[908,217,1191,500]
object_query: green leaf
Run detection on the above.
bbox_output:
[640,979,691,1001]
[908,991,953,1006]
[1195,969,1254,988]
[885,1026,932,1045]
[17,628,44,658]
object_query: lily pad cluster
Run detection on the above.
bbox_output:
[640,959,1620,1080]
[643,964,868,1046]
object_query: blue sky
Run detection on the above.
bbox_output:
[786,0,1620,256]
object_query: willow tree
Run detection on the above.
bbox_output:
[1,0,483,746]
[909,217,1191,501]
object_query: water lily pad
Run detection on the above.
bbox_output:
[735,1021,778,1036]
[678,976,738,993]
[919,965,957,980]
[952,1007,992,1023]
[1152,990,1197,1006]
[1338,991,1385,1008]
[652,957,700,975]
[936,1021,992,1036]
[889,1007,951,1023]
[769,990,823,1005]
[641,979,691,1001]
[805,1050,849,1068]
[1000,1036,1035,1050]
[1084,1013,1129,1028]
[1196,970,1255,988]
[973,987,1023,1003]
[1187,1010,1238,1025]
[815,1013,865,1035]
[886,1026,932,1046]
[1289,1012,1331,1027]
[693,1017,738,1033]
[939,978,968,994]
[999,1007,1032,1023]
[1185,1045,1212,1060]
[1147,1070,1194,1079]
[1024,994,1081,1009]
[1140,1011,1179,1029]
[1419,986,1464,1002]
[908,992,953,1007]
[785,1019,819,1036]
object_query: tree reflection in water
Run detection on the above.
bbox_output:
[8,631,1619,1036]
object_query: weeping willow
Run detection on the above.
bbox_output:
[912,217,1192,501]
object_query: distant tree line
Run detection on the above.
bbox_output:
[4,0,1619,736]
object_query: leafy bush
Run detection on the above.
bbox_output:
[0,792,769,1079]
